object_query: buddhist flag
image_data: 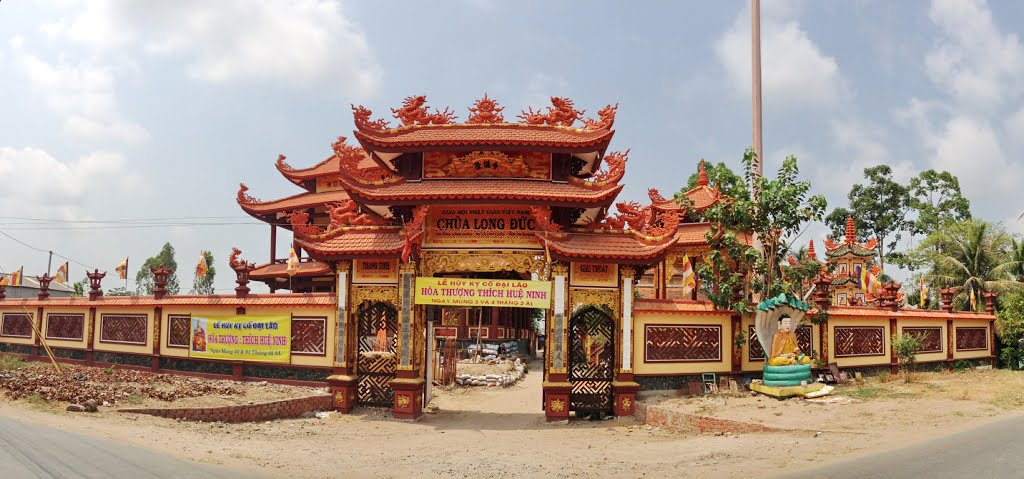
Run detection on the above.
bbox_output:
[286,247,299,276]
[969,280,977,311]
[919,277,929,308]
[680,254,697,296]
[54,262,69,284]
[8,266,23,287]
[858,265,881,298]
[0,275,7,287]
[115,257,128,280]
[195,253,209,278]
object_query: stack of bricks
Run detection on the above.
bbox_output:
[118,394,333,423]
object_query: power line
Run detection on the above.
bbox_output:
[0,230,99,271]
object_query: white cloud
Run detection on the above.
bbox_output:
[45,0,381,96]
[525,73,570,107]
[715,4,845,108]
[0,147,136,218]
[10,40,148,144]
[925,0,1024,111]
[927,116,1022,210]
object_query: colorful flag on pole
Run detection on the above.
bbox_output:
[919,277,929,308]
[8,267,23,287]
[969,280,977,311]
[680,254,697,296]
[286,247,299,276]
[0,275,8,287]
[195,253,209,278]
[54,262,69,284]
[858,265,881,299]
[115,258,128,280]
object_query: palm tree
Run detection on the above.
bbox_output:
[917,220,1020,310]
[1011,239,1024,282]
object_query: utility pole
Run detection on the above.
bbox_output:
[751,0,764,181]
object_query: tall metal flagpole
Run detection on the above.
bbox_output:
[751,0,764,181]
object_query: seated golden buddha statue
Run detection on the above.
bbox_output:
[768,315,811,366]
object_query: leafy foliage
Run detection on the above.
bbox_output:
[910,220,1019,310]
[106,287,133,296]
[996,290,1024,370]
[135,242,179,295]
[189,250,216,295]
[892,332,923,383]
[697,149,827,314]
[826,165,911,270]
[71,277,87,297]
[674,161,747,199]
[908,169,971,235]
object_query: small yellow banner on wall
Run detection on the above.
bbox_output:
[415,277,551,309]
[189,315,291,363]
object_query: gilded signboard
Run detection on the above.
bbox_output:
[423,205,540,248]
[570,263,618,288]
[353,259,398,284]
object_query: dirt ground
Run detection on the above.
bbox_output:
[1,361,1022,479]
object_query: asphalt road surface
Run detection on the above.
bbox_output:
[787,414,1024,479]
[0,415,253,479]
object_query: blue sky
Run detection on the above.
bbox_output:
[1,0,1023,293]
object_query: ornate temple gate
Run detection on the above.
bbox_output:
[356,301,399,407]
[568,306,615,414]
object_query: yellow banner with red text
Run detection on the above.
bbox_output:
[415,277,551,309]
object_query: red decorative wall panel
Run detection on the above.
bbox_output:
[834,326,885,357]
[748,326,812,361]
[45,314,84,341]
[644,325,721,362]
[955,327,988,351]
[167,315,191,348]
[902,327,942,353]
[291,317,326,355]
[100,314,148,345]
[1,313,32,338]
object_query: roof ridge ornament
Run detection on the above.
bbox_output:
[570,149,627,188]
[351,104,391,131]
[237,183,260,204]
[582,103,618,130]
[845,215,856,244]
[518,97,584,127]
[392,95,456,126]
[697,159,709,186]
[467,93,505,124]
[276,154,292,171]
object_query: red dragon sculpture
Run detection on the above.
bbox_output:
[326,200,384,228]
[285,210,324,237]
[518,97,585,127]
[331,136,400,184]
[237,183,260,204]
[577,150,627,187]
[582,103,618,130]
[391,95,457,126]
[351,104,390,131]
[228,247,254,271]
[401,205,430,263]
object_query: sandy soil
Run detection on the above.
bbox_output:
[0,365,1021,479]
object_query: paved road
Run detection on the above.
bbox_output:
[788,415,1024,479]
[0,415,252,479]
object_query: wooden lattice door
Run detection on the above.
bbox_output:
[568,307,614,414]
[357,302,398,407]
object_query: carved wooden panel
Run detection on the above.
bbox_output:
[292,317,327,355]
[45,314,84,341]
[902,327,942,353]
[167,315,191,348]
[1,313,32,338]
[100,314,148,345]
[645,325,721,362]
[748,326,813,361]
[955,327,988,351]
[834,326,885,357]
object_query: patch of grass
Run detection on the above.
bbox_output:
[956,389,971,401]
[876,371,892,383]
[121,394,144,405]
[845,386,881,400]
[0,353,27,371]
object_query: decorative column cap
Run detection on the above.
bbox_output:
[36,274,53,300]
[228,248,255,299]
[86,269,105,300]
[151,264,173,300]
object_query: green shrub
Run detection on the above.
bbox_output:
[893,332,923,383]
[952,359,974,372]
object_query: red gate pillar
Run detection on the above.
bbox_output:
[543,264,571,422]
[391,264,425,420]
[613,266,641,418]
[327,263,359,413]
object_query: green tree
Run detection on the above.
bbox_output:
[996,290,1024,370]
[911,220,1019,310]
[697,149,827,314]
[1009,239,1024,282]
[826,165,911,272]
[135,242,179,295]
[892,332,923,383]
[189,250,216,295]
[674,161,746,199]
[71,277,87,297]
[106,287,133,296]
[908,169,971,236]
[824,207,869,241]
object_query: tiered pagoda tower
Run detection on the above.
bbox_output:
[823,216,879,305]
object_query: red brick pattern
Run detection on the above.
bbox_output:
[1,313,32,338]
[119,394,332,423]
[45,314,85,341]
[100,314,147,345]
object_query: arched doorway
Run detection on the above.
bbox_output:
[568,306,615,417]
[357,301,399,407]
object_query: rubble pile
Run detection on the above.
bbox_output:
[455,358,526,387]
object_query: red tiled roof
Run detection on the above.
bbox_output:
[353,123,614,152]
[250,260,332,280]
[278,156,340,181]
[547,231,674,263]
[342,178,622,206]
[672,223,752,246]
[827,305,995,321]
[0,293,335,309]
[296,229,406,258]
[239,190,350,216]
[681,185,721,210]
[633,298,732,315]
